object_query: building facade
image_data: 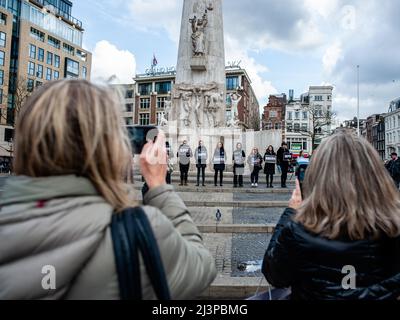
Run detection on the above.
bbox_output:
[262,93,287,130]
[384,98,400,159]
[372,115,385,160]
[0,0,92,161]
[131,65,260,131]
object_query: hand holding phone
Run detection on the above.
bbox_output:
[289,180,303,210]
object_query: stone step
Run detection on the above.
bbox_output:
[134,185,293,194]
[199,276,269,300]
[197,224,275,234]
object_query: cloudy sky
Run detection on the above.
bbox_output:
[74,0,399,121]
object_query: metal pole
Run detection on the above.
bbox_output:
[357,65,360,137]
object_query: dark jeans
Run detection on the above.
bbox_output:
[166,172,171,184]
[233,166,244,187]
[280,163,289,186]
[214,169,224,186]
[266,174,274,186]
[251,168,261,184]
[179,163,190,184]
[197,166,206,185]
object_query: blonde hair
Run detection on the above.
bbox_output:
[14,79,136,211]
[295,131,400,240]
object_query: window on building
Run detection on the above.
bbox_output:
[303,111,308,120]
[301,123,308,132]
[315,96,323,101]
[226,94,232,106]
[125,118,133,125]
[47,52,53,65]
[54,70,59,80]
[36,64,43,78]
[36,81,43,88]
[295,111,300,120]
[38,48,44,62]
[287,111,293,120]
[54,55,60,68]
[157,97,167,109]
[294,123,300,132]
[155,81,171,94]
[126,103,133,112]
[138,83,152,96]
[139,113,150,125]
[0,50,4,66]
[65,58,79,78]
[48,36,61,49]
[287,123,293,132]
[140,98,150,109]
[28,61,35,76]
[27,79,34,92]
[0,32,5,47]
[226,76,239,91]
[46,68,52,81]
[0,13,6,25]
[63,43,75,55]
[29,44,36,59]
[76,49,87,61]
[327,95,331,101]
[82,66,87,79]
[303,141,308,150]
[30,27,45,42]
[0,69,3,85]
[269,111,277,118]
[126,90,134,99]
[275,122,281,130]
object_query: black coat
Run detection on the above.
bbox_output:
[264,151,276,175]
[262,208,400,300]
[277,147,291,168]
[213,148,226,171]
[386,159,400,182]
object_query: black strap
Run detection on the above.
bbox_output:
[111,207,171,300]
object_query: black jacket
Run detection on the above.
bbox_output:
[264,151,276,175]
[277,147,291,167]
[262,208,400,300]
[386,158,400,181]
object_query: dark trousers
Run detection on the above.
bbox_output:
[251,168,260,184]
[214,170,224,186]
[179,164,190,184]
[166,172,171,184]
[233,166,244,187]
[197,166,206,185]
[266,174,274,186]
[280,164,289,186]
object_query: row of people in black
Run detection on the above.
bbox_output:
[168,140,293,188]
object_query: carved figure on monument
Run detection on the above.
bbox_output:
[205,91,224,128]
[189,11,208,57]
[230,92,242,121]
[158,99,172,127]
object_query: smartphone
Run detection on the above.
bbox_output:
[126,125,158,155]
[296,165,308,198]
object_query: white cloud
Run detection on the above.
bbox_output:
[323,41,343,75]
[91,40,136,84]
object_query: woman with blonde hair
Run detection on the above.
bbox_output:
[0,80,216,300]
[262,131,400,300]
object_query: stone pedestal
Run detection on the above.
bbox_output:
[190,57,207,71]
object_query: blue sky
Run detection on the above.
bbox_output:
[73,0,400,121]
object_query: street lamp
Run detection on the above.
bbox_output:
[357,65,360,137]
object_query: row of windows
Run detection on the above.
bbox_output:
[29,44,61,68]
[286,123,309,132]
[385,115,400,130]
[287,111,308,121]
[28,61,60,80]
[226,76,239,91]
[137,112,168,126]
[138,81,172,96]
[313,95,332,101]
[386,131,400,144]
[139,97,171,109]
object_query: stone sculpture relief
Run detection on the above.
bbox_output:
[158,99,172,127]
[173,82,224,128]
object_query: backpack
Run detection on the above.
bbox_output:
[111,207,171,300]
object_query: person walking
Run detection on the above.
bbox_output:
[166,141,174,185]
[248,147,263,188]
[277,142,292,188]
[233,143,246,188]
[264,145,276,188]
[0,80,217,300]
[262,132,400,300]
[195,140,208,187]
[177,140,193,186]
[213,142,226,187]
[385,152,400,189]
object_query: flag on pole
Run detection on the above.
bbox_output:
[152,54,158,67]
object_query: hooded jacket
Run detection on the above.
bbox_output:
[0,175,217,300]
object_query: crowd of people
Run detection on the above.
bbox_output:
[170,140,306,188]
[0,79,399,301]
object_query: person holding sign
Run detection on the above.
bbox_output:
[248,147,263,188]
[233,143,246,188]
[277,142,292,188]
[195,140,208,187]
[264,145,276,188]
[213,142,227,187]
[177,140,193,186]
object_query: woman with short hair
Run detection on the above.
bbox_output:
[264,145,276,188]
[262,132,400,300]
[213,142,226,187]
[0,80,217,300]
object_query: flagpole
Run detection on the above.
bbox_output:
[357,65,360,137]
